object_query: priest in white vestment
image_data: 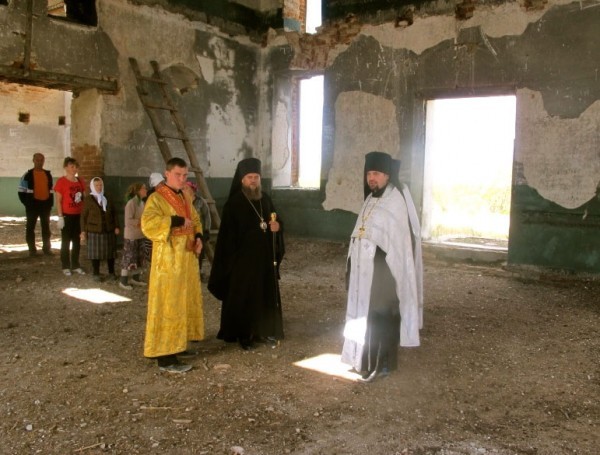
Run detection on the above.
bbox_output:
[341,151,423,382]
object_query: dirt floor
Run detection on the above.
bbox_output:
[0,217,598,455]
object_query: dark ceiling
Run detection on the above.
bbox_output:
[133,0,283,38]
[135,1,431,37]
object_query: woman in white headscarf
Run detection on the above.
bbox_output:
[81,177,120,282]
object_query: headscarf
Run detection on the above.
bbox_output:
[149,172,165,188]
[363,151,401,199]
[90,177,108,211]
[228,157,261,196]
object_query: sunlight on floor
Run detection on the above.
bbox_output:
[0,240,61,253]
[293,353,362,381]
[62,287,132,304]
[0,216,61,252]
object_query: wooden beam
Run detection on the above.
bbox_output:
[0,65,119,93]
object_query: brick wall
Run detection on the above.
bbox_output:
[73,144,103,184]
[284,0,306,31]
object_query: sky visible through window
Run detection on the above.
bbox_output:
[306,0,321,34]
[424,95,517,243]
[298,75,324,188]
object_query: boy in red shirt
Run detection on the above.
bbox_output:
[54,157,86,276]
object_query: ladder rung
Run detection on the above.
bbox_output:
[129,57,222,243]
[138,75,168,85]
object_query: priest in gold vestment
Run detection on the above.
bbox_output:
[142,157,204,373]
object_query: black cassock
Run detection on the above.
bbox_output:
[208,190,284,342]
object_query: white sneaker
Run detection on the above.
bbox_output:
[130,278,147,286]
[73,268,86,275]
[159,363,192,373]
[62,269,72,276]
[119,282,133,290]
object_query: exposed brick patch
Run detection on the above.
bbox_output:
[286,14,363,70]
[284,0,306,31]
[72,144,103,183]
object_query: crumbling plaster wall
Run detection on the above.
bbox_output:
[516,91,600,210]
[98,0,262,182]
[268,0,600,270]
[0,0,118,78]
[311,0,600,214]
[0,0,118,209]
[0,4,25,64]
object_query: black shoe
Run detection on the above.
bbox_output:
[359,367,390,383]
[43,249,53,256]
[239,339,255,351]
[178,349,199,358]
[29,250,37,257]
[255,336,279,347]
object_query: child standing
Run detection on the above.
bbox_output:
[119,182,148,290]
[81,177,120,282]
[54,157,86,276]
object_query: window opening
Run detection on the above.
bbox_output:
[297,75,323,188]
[48,0,97,26]
[306,0,321,34]
[422,95,516,249]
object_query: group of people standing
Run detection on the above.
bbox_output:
[140,152,422,381]
[19,151,423,382]
[141,157,284,373]
[19,155,150,285]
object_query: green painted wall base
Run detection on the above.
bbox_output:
[508,186,600,273]
[5,176,598,275]
[0,177,28,216]
[271,188,356,242]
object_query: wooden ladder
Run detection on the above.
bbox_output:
[129,58,219,263]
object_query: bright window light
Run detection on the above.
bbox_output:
[423,95,516,246]
[298,75,323,188]
[306,0,321,34]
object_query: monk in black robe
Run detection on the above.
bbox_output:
[208,158,284,350]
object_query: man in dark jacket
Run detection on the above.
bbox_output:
[17,153,53,256]
[208,158,285,350]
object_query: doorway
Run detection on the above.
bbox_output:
[422,95,516,249]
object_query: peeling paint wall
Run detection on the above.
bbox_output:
[0,0,266,216]
[1,0,599,273]
[321,0,600,208]
[99,0,260,182]
[516,90,600,209]
[323,91,400,213]
[0,0,119,78]
[271,0,600,271]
